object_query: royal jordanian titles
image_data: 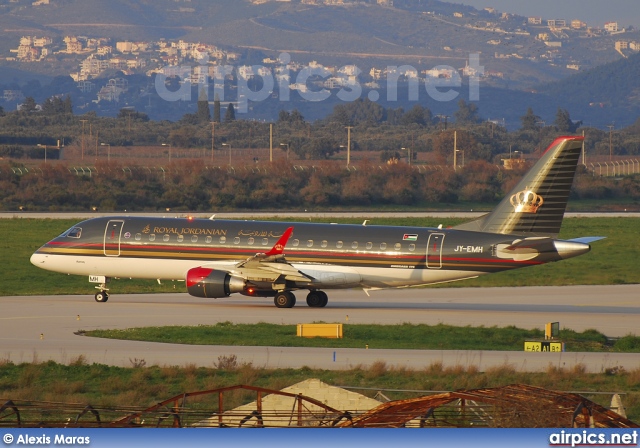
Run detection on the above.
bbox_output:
[31,136,604,308]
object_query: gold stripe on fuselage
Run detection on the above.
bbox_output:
[37,246,521,270]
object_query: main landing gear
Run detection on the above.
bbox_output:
[273,290,328,308]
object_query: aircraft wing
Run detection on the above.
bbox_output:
[232,226,315,284]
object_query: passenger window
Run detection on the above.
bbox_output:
[262,238,269,245]
[135,233,141,241]
[206,236,212,243]
[177,235,184,242]
[336,241,343,249]
[380,243,387,250]
[293,239,300,247]
[149,234,156,242]
[366,242,373,250]
[163,235,170,242]
[191,236,198,243]
[321,240,328,248]
[220,236,226,244]
[248,237,255,245]
[394,243,401,251]
[234,237,240,244]
[307,240,313,247]
[66,227,82,238]
[409,244,416,252]
[352,242,358,249]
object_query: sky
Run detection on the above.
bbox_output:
[445,0,640,28]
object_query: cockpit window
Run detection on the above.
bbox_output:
[65,227,82,239]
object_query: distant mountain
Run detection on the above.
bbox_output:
[0,0,638,126]
[535,52,640,127]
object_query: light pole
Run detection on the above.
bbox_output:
[36,144,48,164]
[100,143,111,163]
[402,147,411,165]
[222,143,232,166]
[280,143,289,161]
[162,143,172,163]
[455,149,465,169]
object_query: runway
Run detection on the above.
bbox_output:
[1,285,639,373]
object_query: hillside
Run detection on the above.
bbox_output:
[0,0,638,126]
[537,52,640,121]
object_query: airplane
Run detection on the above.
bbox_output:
[31,136,604,308]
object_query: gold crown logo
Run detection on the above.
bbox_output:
[142,224,151,234]
[510,189,544,213]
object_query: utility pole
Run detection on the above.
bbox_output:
[80,119,88,161]
[210,121,215,164]
[270,123,273,163]
[453,130,457,172]
[346,126,353,167]
[607,124,615,162]
[582,129,586,166]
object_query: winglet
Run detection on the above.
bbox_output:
[265,227,294,256]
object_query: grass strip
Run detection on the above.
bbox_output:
[84,322,640,352]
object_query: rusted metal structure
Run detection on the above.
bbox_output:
[339,384,639,428]
[1,385,351,428]
[2,384,637,428]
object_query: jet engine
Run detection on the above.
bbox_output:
[186,267,246,298]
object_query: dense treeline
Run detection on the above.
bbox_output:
[1,97,639,210]
[1,159,638,212]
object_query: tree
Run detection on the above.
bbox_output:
[278,110,291,123]
[400,105,432,126]
[520,107,541,131]
[554,108,582,133]
[117,108,149,122]
[453,99,481,125]
[20,96,38,113]
[0,105,4,117]
[196,88,211,123]
[224,103,236,122]
[213,93,221,123]
[290,109,305,124]
[63,95,73,114]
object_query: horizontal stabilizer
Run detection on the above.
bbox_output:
[567,236,607,244]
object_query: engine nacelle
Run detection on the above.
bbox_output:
[186,267,246,298]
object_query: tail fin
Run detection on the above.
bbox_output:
[454,136,583,237]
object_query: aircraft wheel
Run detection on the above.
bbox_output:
[306,291,324,307]
[318,291,328,308]
[274,291,296,308]
[94,291,109,303]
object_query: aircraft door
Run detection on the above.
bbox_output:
[104,220,125,256]
[426,233,445,269]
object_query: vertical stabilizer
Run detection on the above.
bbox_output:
[454,136,583,237]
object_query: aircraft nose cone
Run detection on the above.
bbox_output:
[553,241,591,260]
[30,252,46,267]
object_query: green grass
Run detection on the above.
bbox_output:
[1,216,638,297]
[84,322,640,352]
